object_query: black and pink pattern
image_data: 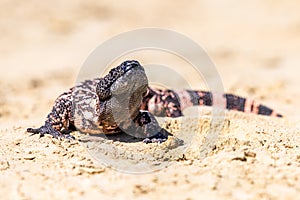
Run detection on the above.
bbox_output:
[141,88,283,118]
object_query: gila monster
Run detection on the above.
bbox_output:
[27,60,282,143]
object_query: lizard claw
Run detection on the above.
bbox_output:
[143,137,167,144]
[64,134,75,140]
[27,124,74,140]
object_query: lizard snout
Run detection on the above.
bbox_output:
[121,60,142,72]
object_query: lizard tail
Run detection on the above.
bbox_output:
[141,87,283,118]
[176,90,283,118]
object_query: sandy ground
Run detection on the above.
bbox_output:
[1,0,300,199]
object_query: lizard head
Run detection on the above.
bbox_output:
[96,60,149,121]
[110,60,148,95]
[97,60,148,103]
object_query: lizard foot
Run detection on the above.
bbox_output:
[27,124,75,140]
[142,129,169,144]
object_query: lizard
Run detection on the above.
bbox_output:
[27,60,282,143]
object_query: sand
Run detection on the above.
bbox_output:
[0,1,300,199]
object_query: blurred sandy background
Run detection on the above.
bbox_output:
[0,0,300,199]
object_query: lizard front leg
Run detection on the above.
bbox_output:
[118,110,170,143]
[27,91,75,139]
[135,111,170,143]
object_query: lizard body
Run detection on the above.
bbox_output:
[27,60,282,142]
